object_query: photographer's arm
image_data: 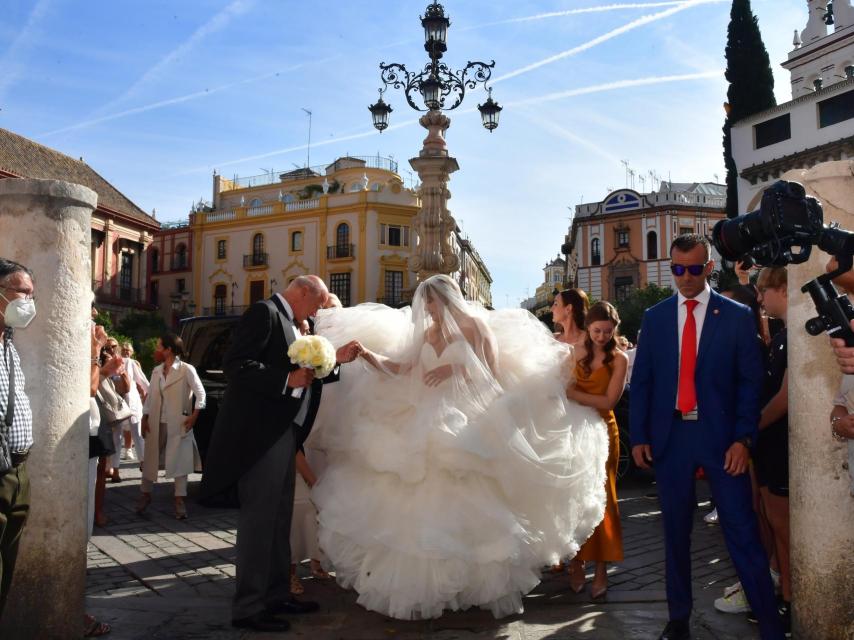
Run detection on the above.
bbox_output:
[830,320,854,374]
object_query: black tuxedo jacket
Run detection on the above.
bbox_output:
[200,296,338,505]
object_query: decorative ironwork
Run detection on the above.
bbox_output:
[369,2,501,131]
[377,59,495,113]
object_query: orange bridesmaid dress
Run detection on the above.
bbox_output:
[573,362,624,562]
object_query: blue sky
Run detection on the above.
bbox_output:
[1,0,805,307]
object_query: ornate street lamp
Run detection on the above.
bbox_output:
[367,1,501,281]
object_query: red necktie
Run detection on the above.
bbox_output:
[678,299,699,413]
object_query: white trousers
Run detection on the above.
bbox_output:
[111,417,144,469]
[141,475,188,497]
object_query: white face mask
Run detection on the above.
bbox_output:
[0,293,36,329]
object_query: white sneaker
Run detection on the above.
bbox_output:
[704,508,719,524]
[126,447,137,461]
[714,581,750,614]
[120,448,129,460]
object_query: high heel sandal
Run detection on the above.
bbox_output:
[590,582,608,601]
[310,560,331,579]
[135,492,151,515]
[174,497,187,520]
[290,574,305,595]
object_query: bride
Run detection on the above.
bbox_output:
[311,274,609,620]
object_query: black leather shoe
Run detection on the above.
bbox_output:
[267,597,320,615]
[232,611,291,632]
[658,619,690,640]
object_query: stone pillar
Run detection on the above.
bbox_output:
[409,109,460,282]
[783,161,854,640]
[0,179,96,639]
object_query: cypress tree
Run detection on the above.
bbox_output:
[722,0,777,218]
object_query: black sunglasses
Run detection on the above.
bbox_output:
[670,263,707,277]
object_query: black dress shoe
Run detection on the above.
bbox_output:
[658,619,690,640]
[232,611,291,632]
[266,597,320,615]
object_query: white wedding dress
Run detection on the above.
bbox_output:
[310,276,609,620]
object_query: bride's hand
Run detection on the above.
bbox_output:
[424,365,453,387]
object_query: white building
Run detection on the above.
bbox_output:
[732,0,854,212]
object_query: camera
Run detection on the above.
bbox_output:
[711,180,854,346]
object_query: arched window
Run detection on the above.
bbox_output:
[151,247,159,273]
[591,238,601,266]
[175,244,187,269]
[335,223,350,257]
[252,233,264,257]
[214,284,227,315]
[336,223,350,248]
[647,230,658,260]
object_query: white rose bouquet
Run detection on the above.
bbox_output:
[287,335,337,397]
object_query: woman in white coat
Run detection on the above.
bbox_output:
[137,333,206,520]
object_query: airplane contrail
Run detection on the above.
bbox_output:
[0,0,52,99]
[491,0,727,84]
[39,59,332,137]
[466,1,698,29]
[183,70,721,176]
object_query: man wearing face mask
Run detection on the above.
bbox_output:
[0,258,36,619]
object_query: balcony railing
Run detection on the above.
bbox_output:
[327,244,355,259]
[222,155,401,191]
[243,253,268,268]
[376,296,409,308]
[92,279,148,306]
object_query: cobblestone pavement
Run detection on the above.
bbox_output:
[87,460,764,639]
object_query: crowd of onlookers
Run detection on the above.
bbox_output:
[4,238,854,637]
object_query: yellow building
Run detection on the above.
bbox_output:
[188,156,420,313]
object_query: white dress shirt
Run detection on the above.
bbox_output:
[675,282,711,409]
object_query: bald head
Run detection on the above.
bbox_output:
[284,274,329,322]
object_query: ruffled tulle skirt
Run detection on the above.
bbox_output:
[310,305,609,619]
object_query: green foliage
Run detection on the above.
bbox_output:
[92,310,114,334]
[136,337,159,378]
[722,0,776,218]
[613,284,674,343]
[117,311,168,348]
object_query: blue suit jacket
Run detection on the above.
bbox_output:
[629,290,763,458]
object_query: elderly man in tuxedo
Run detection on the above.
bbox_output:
[201,275,360,633]
[630,235,784,640]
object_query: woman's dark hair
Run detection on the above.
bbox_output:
[556,288,589,332]
[580,301,620,376]
[721,284,767,344]
[160,333,185,358]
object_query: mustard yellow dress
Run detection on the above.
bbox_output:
[573,362,624,562]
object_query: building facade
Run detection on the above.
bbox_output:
[0,127,159,319]
[521,255,566,317]
[189,156,419,314]
[732,0,854,212]
[148,221,194,328]
[567,183,727,301]
[455,233,493,309]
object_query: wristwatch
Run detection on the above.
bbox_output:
[735,436,753,449]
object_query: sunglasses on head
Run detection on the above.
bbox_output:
[670,263,707,277]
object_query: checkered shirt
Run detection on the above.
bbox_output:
[0,334,33,452]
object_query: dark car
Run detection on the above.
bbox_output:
[179,314,241,463]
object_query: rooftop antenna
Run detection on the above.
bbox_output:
[301,108,312,168]
[620,159,630,188]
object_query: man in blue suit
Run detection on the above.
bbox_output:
[630,234,784,640]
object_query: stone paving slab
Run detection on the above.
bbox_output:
[86,461,762,639]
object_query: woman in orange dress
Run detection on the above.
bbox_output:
[566,301,628,599]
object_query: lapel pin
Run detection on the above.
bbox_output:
[713,308,720,315]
